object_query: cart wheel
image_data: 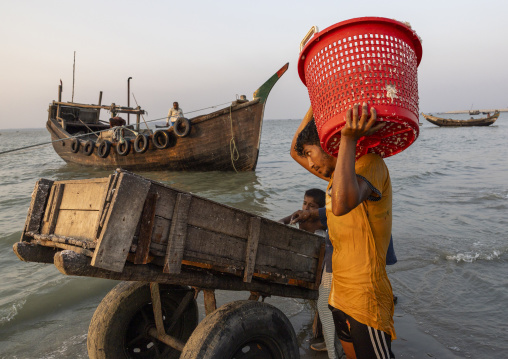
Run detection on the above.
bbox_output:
[180,300,299,359]
[87,281,198,359]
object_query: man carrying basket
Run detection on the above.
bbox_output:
[291,103,395,359]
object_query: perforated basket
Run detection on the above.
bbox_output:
[298,17,423,158]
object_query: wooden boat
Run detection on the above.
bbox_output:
[46,63,289,171]
[422,111,500,127]
[14,170,324,357]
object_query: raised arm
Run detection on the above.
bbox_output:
[290,107,330,181]
[331,103,384,216]
[290,106,314,169]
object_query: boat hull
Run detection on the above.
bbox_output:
[46,63,289,171]
[422,111,500,127]
[48,99,265,171]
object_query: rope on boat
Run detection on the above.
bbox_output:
[0,99,237,157]
[228,105,240,173]
[185,101,232,115]
[0,129,104,156]
[78,118,100,139]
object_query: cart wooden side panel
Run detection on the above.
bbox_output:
[16,170,325,292]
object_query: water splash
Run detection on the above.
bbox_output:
[446,250,501,263]
[0,298,26,325]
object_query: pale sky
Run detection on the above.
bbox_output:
[1,0,507,129]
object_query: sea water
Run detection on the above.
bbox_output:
[0,115,507,358]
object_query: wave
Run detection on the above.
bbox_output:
[39,334,88,359]
[0,298,26,325]
[446,250,503,263]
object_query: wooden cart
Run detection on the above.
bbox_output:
[14,170,325,359]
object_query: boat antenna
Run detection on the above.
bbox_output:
[72,51,76,103]
[127,77,132,125]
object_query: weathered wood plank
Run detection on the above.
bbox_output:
[149,223,318,282]
[186,197,250,239]
[163,193,191,274]
[28,232,96,249]
[203,289,217,315]
[152,186,177,220]
[45,183,65,235]
[21,178,54,242]
[150,216,170,245]
[53,209,101,240]
[58,181,109,210]
[93,175,116,240]
[54,250,318,300]
[314,242,326,289]
[258,221,323,258]
[13,242,56,264]
[148,282,185,351]
[150,183,322,258]
[134,190,158,264]
[91,172,151,272]
[32,239,94,257]
[243,217,261,283]
[183,248,316,283]
[52,178,110,185]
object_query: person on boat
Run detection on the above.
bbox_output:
[291,104,396,359]
[166,102,184,127]
[108,116,126,141]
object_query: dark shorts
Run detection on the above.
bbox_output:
[329,305,395,359]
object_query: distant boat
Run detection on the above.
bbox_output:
[421,111,500,127]
[469,110,480,115]
[46,63,288,171]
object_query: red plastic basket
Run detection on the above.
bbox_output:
[298,17,423,158]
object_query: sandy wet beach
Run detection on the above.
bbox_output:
[294,298,461,359]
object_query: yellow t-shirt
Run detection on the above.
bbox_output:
[326,153,395,339]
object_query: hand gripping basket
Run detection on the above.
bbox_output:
[298,17,423,158]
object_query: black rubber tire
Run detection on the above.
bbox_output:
[87,281,199,359]
[83,140,95,156]
[97,140,112,158]
[116,140,131,156]
[152,130,176,149]
[134,134,149,153]
[70,138,80,153]
[180,300,299,359]
[173,118,191,137]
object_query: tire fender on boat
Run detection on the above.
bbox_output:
[152,130,176,149]
[97,140,112,158]
[173,118,191,137]
[116,140,131,156]
[83,140,95,156]
[134,134,149,153]
[70,138,80,153]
